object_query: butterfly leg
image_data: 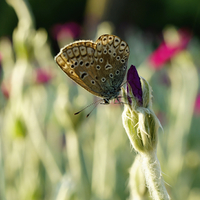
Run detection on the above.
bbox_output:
[114,96,128,105]
[100,98,110,105]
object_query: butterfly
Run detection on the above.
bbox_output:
[55,34,129,105]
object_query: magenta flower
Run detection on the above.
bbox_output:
[51,22,81,41]
[1,81,10,99]
[127,65,143,106]
[148,29,192,69]
[35,68,52,84]
[194,94,200,115]
[0,53,2,75]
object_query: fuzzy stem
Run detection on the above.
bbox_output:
[141,151,170,200]
[128,155,147,200]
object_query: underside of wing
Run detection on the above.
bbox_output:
[55,35,130,99]
[93,34,130,90]
[55,42,105,98]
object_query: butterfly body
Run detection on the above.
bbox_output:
[55,34,129,103]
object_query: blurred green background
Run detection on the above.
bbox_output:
[0,0,200,200]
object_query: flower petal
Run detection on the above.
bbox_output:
[127,65,143,105]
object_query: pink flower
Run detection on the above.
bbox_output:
[148,29,192,69]
[1,81,10,99]
[0,52,2,72]
[194,94,200,116]
[35,68,53,84]
[51,22,81,41]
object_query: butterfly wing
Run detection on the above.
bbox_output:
[55,34,130,99]
[55,40,105,97]
[92,34,130,98]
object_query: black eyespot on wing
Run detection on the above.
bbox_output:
[85,62,90,67]
[109,73,113,78]
[116,56,120,61]
[99,58,103,63]
[80,72,88,79]
[101,77,106,82]
[115,70,120,75]
[96,65,101,70]
[105,64,112,70]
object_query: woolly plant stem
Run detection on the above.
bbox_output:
[141,151,169,200]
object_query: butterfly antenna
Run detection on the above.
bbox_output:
[86,101,101,118]
[74,99,102,116]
